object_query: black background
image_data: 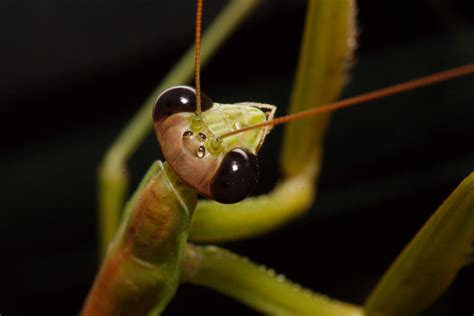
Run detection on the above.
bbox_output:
[1,0,473,315]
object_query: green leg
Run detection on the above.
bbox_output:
[189,0,357,243]
[190,167,316,242]
[181,244,362,316]
[96,0,262,256]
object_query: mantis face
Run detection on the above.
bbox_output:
[153,86,275,204]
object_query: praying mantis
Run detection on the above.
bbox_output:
[80,0,474,315]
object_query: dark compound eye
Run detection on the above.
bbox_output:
[153,86,213,123]
[210,148,259,204]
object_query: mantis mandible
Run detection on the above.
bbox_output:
[81,0,474,315]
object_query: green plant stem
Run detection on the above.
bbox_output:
[97,0,261,256]
[182,245,363,316]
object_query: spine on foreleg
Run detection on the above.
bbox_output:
[81,161,197,316]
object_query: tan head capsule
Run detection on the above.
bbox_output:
[153,86,275,204]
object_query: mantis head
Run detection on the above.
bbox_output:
[153,86,275,204]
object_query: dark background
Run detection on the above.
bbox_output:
[1,0,473,315]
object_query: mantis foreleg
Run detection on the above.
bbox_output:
[189,0,356,243]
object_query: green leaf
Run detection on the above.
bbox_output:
[365,173,474,315]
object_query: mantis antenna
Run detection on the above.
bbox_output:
[194,0,203,115]
[220,63,474,139]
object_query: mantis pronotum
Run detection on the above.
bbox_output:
[80,0,474,315]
